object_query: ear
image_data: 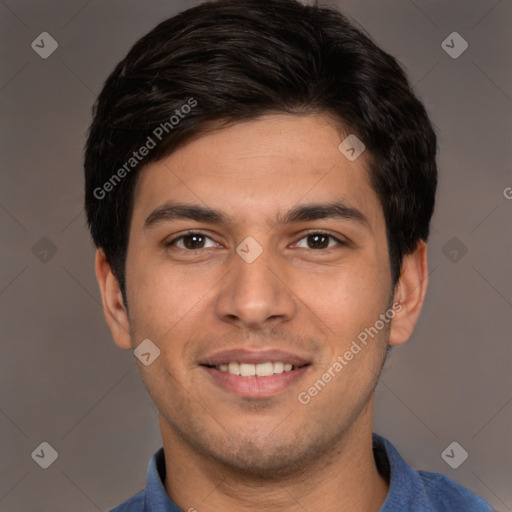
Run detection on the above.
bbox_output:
[95,248,132,350]
[388,241,429,346]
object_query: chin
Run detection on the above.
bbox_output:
[213,442,312,479]
[198,425,338,480]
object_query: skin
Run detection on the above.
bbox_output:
[96,113,429,512]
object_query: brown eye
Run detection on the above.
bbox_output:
[166,232,217,250]
[307,233,329,249]
[295,232,346,250]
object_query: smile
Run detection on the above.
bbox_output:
[212,361,301,377]
[201,362,311,398]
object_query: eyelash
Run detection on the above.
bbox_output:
[165,231,348,251]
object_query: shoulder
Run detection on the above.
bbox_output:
[108,490,145,512]
[418,470,496,512]
[373,433,495,512]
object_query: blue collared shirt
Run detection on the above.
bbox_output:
[110,433,495,512]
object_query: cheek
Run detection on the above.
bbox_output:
[126,257,228,378]
[126,256,197,339]
[305,254,390,345]
[127,268,203,388]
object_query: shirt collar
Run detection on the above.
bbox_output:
[373,433,433,512]
[142,433,429,511]
[143,447,181,512]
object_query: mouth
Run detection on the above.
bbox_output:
[199,349,312,398]
[202,361,308,377]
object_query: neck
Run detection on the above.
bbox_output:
[161,399,389,512]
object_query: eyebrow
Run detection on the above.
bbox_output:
[143,200,369,230]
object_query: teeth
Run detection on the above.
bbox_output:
[228,362,240,375]
[273,362,284,374]
[240,363,256,377]
[216,361,299,377]
[255,362,273,377]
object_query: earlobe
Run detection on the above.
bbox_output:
[388,241,429,346]
[94,249,132,350]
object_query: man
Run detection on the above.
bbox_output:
[84,1,495,510]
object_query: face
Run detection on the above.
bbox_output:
[116,114,399,476]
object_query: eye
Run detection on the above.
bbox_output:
[166,231,218,250]
[294,232,347,250]
[165,231,348,251]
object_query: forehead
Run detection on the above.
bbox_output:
[132,114,383,230]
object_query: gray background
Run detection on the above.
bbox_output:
[1,0,511,510]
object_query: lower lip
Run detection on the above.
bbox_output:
[201,365,310,398]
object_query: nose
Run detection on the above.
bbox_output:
[214,240,297,330]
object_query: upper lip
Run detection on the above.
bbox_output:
[199,349,311,367]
